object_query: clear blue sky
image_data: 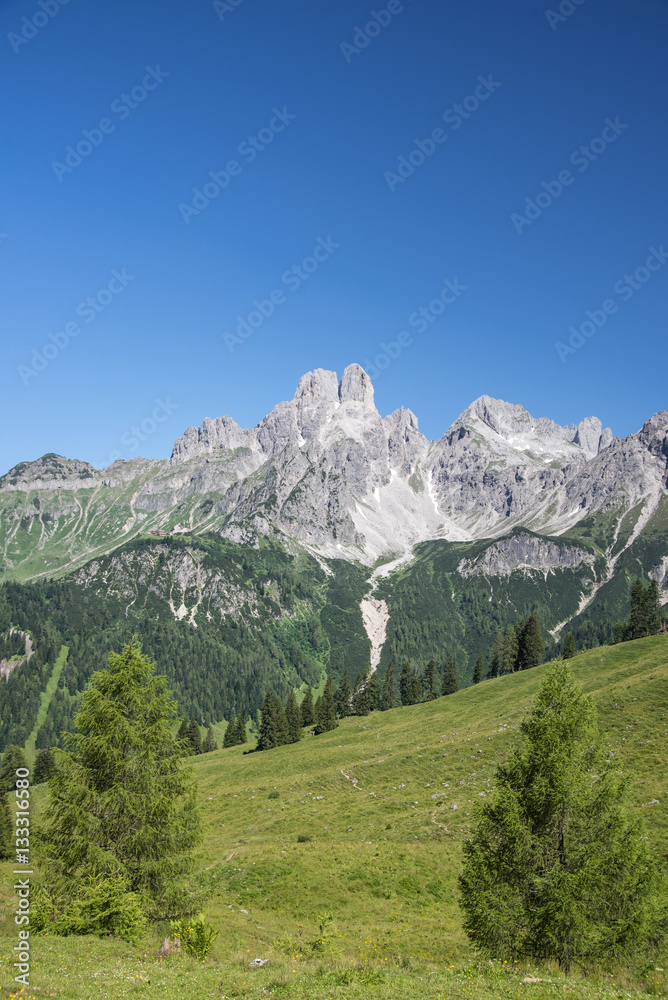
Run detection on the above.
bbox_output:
[1,0,666,473]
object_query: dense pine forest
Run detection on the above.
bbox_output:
[0,528,664,753]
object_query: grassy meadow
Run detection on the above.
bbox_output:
[1,636,667,999]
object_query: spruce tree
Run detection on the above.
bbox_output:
[223,717,237,748]
[0,789,12,860]
[473,653,485,684]
[627,578,648,639]
[300,688,315,727]
[0,745,28,790]
[381,660,396,710]
[400,661,421,705]
[314,677,338,734]
[517,612,544,670]
[563,633,576,659]
[234,713,247,744]
[424,659,438,700]
[187,718,202,755]
[365,671,380,712]
[459,661,660,972]
[202,728,217,753]
[352,671,370,716]
[39,640,200,917]
[272,694,288,745]
[257,689,282,751]
[645,579,663,635]
[336,670,352,718]
[442,656,458,695]
[488,633,503,678]
[502,626,519,674]
[33,747,57,784]
[285,689,302,743]
[176,718,188,742]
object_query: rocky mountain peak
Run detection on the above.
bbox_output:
[572,416,613,459]
[338,364,375,406]
[293,368,340,403]
[0,453,98,491]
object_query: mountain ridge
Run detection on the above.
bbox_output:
[0,365,666,593]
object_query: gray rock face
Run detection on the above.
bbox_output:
[338,363,375,405]
[1,367,666,581]
[458,533,594,578]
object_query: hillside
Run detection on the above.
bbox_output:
[5,637,667,999]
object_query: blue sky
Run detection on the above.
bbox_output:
[1,0,666,473]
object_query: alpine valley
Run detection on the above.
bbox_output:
[1,364,667,749]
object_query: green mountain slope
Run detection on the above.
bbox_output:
[7,637,667,999]
[0,534,371,749]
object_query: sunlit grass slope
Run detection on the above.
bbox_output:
[2,636,667,999]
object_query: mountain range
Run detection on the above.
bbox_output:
[0,364,666,746]
[3,363,667,584]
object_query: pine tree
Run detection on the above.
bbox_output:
[645,579,663,635]
[300,688,315,727]
[0,790,12,860]
[176,718,188,742]
[612,620,626,645]
[314,677,338,734]
[223,717,237,748]
[381,660,396,710]
[423,659,438,700]
[313,695,322,725]
[39,640,200,917]
[257,689,283,751]
[517,612,544,670]
[399,661,421,705]
[187,718,202,755]
[234,713,247,744]
[285,689,302,743]
[0,745,28,790]
[488,633,503,678]
[473,653,485,684]
[336,671,352,718]
[459,661,660,972]
[352,670,370,716]
[272,694,288,745]
[365,671,380,712]
[563,633,576,659]
[202,728,217,753]
[33,747,57,784]
[502,626,519,674]
[442,656,458,695]
[627,578,649,639]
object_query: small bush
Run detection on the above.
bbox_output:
[297,834,311,843]
[170,913,218,960]
[268,790,279,799]
[31,874,146,942]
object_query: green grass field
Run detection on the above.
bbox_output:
[2,637,667,999]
